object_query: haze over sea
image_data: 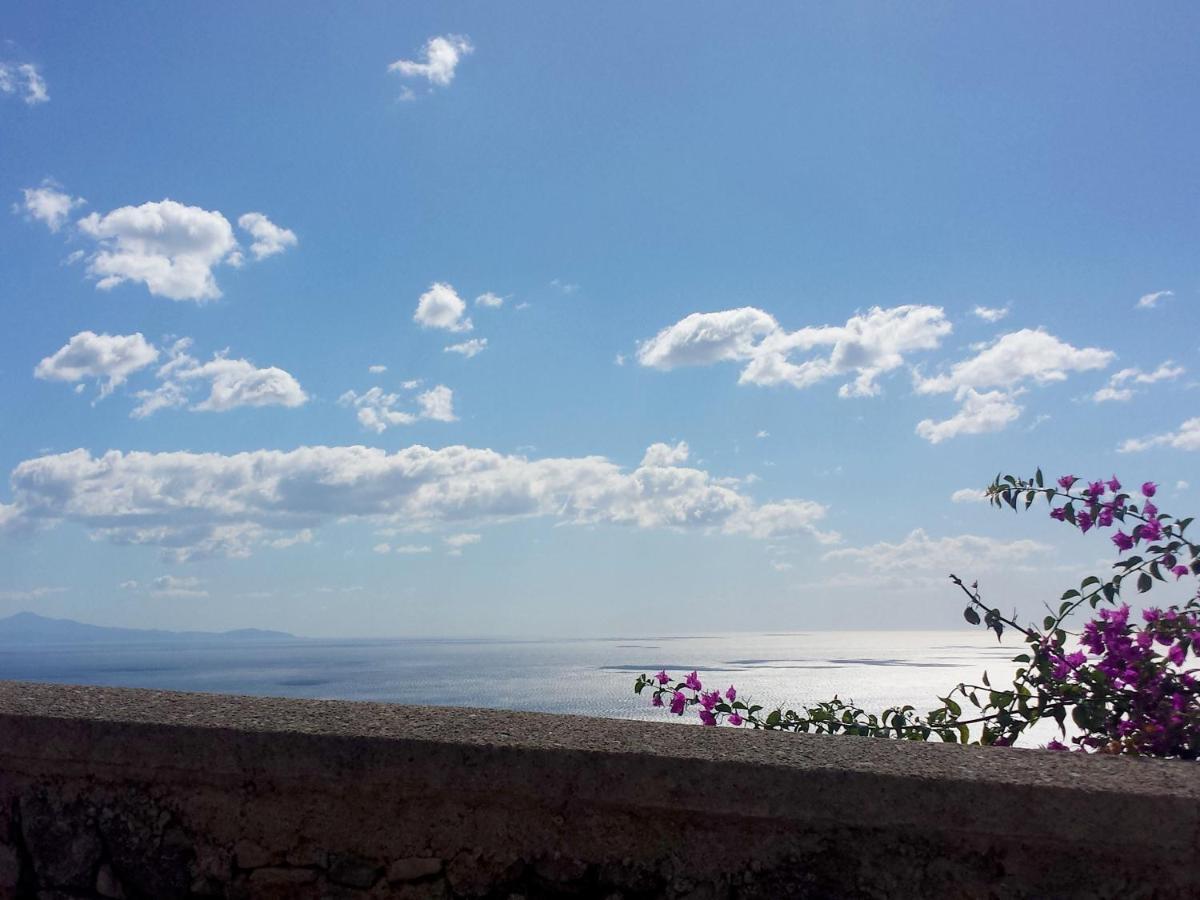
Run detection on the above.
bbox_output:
[0,629,1021,723]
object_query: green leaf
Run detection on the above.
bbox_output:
[1080,576,1100,589]
[963,607,981,625]
[1035,468,1044,487]
[765,710,781,727]
[1137,572,1153,593]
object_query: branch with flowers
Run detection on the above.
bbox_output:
[635,472,1200,758]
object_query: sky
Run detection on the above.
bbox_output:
[1,4,1197,637]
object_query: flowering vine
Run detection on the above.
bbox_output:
[635,470,1200,758]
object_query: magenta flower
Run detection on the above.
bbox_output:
[1112,530,1134,552]
[1141,481,1157,498]
[1172,565,1189,579]
[727,712,744,726]
[669,691,686,715]
[1140,519,1163,542]
[1143,500,1158,518]
[1058,475,1078,490]
[1086,480,1106,499]
[1098,506,1114,528]
[698,709,717,726]
[651,693,663,707]
[1106,475,1122,493]
[1050,507,1067,521]
[1045,740,1069,751]
[684,670,702,691]
[654,669,669,685]
[725,685,737,702]
[1077,510,1093,533]
[1168,644,1186,666]
[699,690,720,710]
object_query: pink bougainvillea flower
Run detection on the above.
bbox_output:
[1077,510,1093,533]
[651,693,663,707]
[1050,507,1067,521]
[727,713,744,726]
[1045,740,1069,751]
[698,709,717,726]
[1058,475,1078,490]
[1141,481,1157,498]
[1140,518,1163,542]
[1112,530,1134,552]
[1098,506,1114,528]
[669,691,686,715]
[684,671,702,691]
[654,669,669,685]
[1106,475,1122,493]
[1172,565,1189,579]
[1086,480,1106,499]
[725,685,737,702]
[1168,644,1186,666]
[699,690,720,710]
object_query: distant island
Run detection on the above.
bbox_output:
[0,612,296,644]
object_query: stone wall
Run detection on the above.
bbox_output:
[0,680,1196,899]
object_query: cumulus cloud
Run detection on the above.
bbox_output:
[638,305,951,398]
[0,61,48,105]
[77,200,240,301]
[388,35,473,88]
[414,282,472,332]
[338,384,455,432]
[915,389,1022,444]
[15,181,84,232]
[475,292,504,308]
[35,331,159,398]
[123,339,306,418]
[237,212,297,261]
[641,441,690,467]
[445,338,487,358]
[912,329,1113,442]
[972,305,1009,323]
[0,442,837,561]
[1092,362,1184,403]
[1136,290,1173,310]
[1119,418,1200,453]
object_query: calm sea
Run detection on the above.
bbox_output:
[0,630,1033,727]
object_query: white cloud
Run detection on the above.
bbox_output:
[1092,361,1184,403]
[368,365,387,374]
[77,199,241,301]
[1119,417,1200,453]
[338,384,455,432]
[950,488,989,503]
[614,353,626,367]
[0,586,65,602]
[475,292,504,308]
[149,574,208,600]
[550,279,579,295]
[394,544,432,554]
[638,305,951,398]
[1136,290,1173,310]
[824,528,1052,573]
[16,181,84,232]
[756,430,769,439]
[913,329,1114,396]
[35,331,159,398]
[414,282,472,332]
[445,338,487,358]
[129,340,306,417]
[237,212,297,261]
[444,532,481,555]
[915,389,1022,444]
[912,329,1113,442]
[641,441,689,467]
[0,61,48,105]
[972,305,1009,323]
[388,35,473,87]
[1178,481,1190,491]
[0,442,837,560]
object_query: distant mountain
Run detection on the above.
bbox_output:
[0,612,296,643]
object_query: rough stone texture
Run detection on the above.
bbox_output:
[0,680,1196,899]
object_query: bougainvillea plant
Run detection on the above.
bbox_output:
[636,471,1200,758]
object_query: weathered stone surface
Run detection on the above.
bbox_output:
[387,857,443,882]
[0,679,1197,899]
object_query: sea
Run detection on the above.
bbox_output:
[0,629,1047,733]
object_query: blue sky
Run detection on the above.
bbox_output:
[1,4,1197,636]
